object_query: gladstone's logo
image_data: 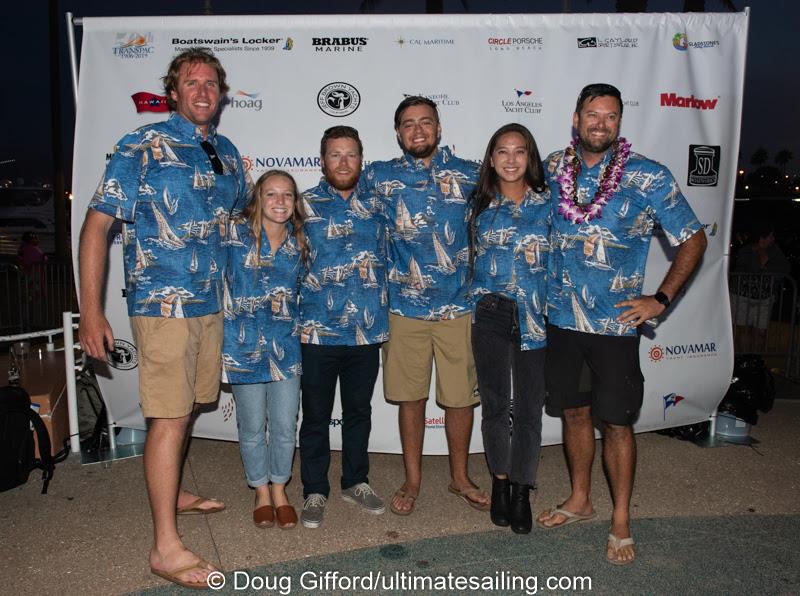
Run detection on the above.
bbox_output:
[229,90,262,111]
[649,341,718,362]
[673,32,720,51]
[131,92,168,113]
[673,33,688,51]
[113,33,154,58]
[317,82,361,117]
[312,37,368,52]
[660,92,718,110]
[577,37,597,48]
[487,36,543,51]
[501,89,543,115]
[108,339,138,370]
[687,145,720,187]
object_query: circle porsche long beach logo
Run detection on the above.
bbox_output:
[317,82,361,117]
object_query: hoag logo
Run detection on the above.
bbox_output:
[113,33,154,59]
[317,82,361,117]
[108,339,138,370]
[687,145,720,187]
[312,37,368,52]
[660,92,718,110]
[229,90,263,111]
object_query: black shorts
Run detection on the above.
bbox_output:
[545,325,644,426]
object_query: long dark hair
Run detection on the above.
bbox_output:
[467,123,545,282]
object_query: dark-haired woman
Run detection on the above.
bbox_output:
[468,123,550,534]
[223,170,308,530]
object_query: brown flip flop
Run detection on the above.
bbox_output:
[389,488,418,516]
[150,559,216,590]
[177,496,226,515]
[447,485,490,511]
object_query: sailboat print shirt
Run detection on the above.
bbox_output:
[88,113,249,318]
[544,147,702,337]
[363,146,478,321]
[469,189,551,350]
[298,178,389,346]
[222,222,303,384]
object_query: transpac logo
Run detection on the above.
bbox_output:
[312,37,368,52]
[113,33,155,58]
[317,82,361,117]
[131,92,168,113]
[648,341,718,362]
[487,36,543,51]
[660,92,718,110]
[673,32,720,51]
[229,90,262,111]
[687,145,720,187]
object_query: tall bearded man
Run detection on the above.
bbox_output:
[536,83,707,565]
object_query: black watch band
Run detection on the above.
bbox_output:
[654,291,671,309]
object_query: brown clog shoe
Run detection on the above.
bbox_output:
[253,505,275,528]
[275,505,297,529]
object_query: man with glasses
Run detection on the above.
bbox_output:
[298,126,389,528]
[78,47,249,589]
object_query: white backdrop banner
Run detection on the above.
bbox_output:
[71,12,746,453]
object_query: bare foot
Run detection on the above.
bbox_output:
[270,484,289,509]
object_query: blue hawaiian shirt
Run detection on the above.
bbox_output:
[363,146,478,320]
[298,178,389,345]
[544,147,702,336]
[222,222,304,384]
[470,188,551,350]
[88,112,250,318]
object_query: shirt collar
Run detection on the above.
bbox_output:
[318,177,355,201]
[167,112,217,142]
[401,145,453,169]
[575,145,613,171]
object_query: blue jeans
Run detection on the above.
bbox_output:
[232,376,301,487]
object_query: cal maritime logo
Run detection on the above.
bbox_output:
[649,341,718,363]
[131,92,168,113]
[108,339,138,370]
[317,82,361,117]
[660,92,718,110]
[113,33,154,59]
[687,145,720,187]
[662,393,685,419]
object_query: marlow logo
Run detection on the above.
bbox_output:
[131,92,168,113]
[687,145,720,187]
[317,82,361,117]
[660,92,718,110]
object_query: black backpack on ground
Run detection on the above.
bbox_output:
[0,385,55,493]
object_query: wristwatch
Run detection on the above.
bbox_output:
[653,291,671,309]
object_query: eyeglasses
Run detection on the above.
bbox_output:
[200,140,225,175]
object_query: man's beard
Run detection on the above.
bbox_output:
[324,167,361,192]
[578,130,617,155]
[402,133,441,160]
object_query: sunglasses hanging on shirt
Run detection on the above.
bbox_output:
[200,140,225,175]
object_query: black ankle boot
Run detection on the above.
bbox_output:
[510,482,532,534]
[490,477,510,527]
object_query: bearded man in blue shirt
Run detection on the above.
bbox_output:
[364,96,490,516]
[78,48,249,589]
[536,83,707,566]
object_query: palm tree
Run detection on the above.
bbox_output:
[774,149,793,176]
[750,148,768,168]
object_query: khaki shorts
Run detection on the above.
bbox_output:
[382,313,478,408]
[130,312,223,419]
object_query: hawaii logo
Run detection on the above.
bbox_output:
[131,92,168,113]
[662,393,685,419]
[649,341,718,362]
[501,89,542,115]
[113,33,155,58]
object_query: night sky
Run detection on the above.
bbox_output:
[1,0,796,187]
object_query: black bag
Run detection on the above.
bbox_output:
[0,385,55,493]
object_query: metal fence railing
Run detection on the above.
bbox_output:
[0,261,78,336]
[728,272,797,377]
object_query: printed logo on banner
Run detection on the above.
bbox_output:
[500,89,543,115]
[317,82,361,117]
[701,221,719,237]
[108,339,138,370]
[247,154,321,174]
[487,36,543,51]
[687,145,720,187]
[241,155,253,173]
[329,418,343,428]
[660,92,718,110]
[131,92,168,113]
[171,36,284,52]
[395,36,455,48]
[113,33,155,58]
[662,393,685,419]
[575,35,638,48]
[673,32,720,51]
[312,37,368,52]
[229,90,263,111]
[649,341,718,363]
[623,99,640,108]
[403,92,460,107]
[425,416,444,429]
[283,37,294,50]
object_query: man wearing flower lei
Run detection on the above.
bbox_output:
[536,83,707,566]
